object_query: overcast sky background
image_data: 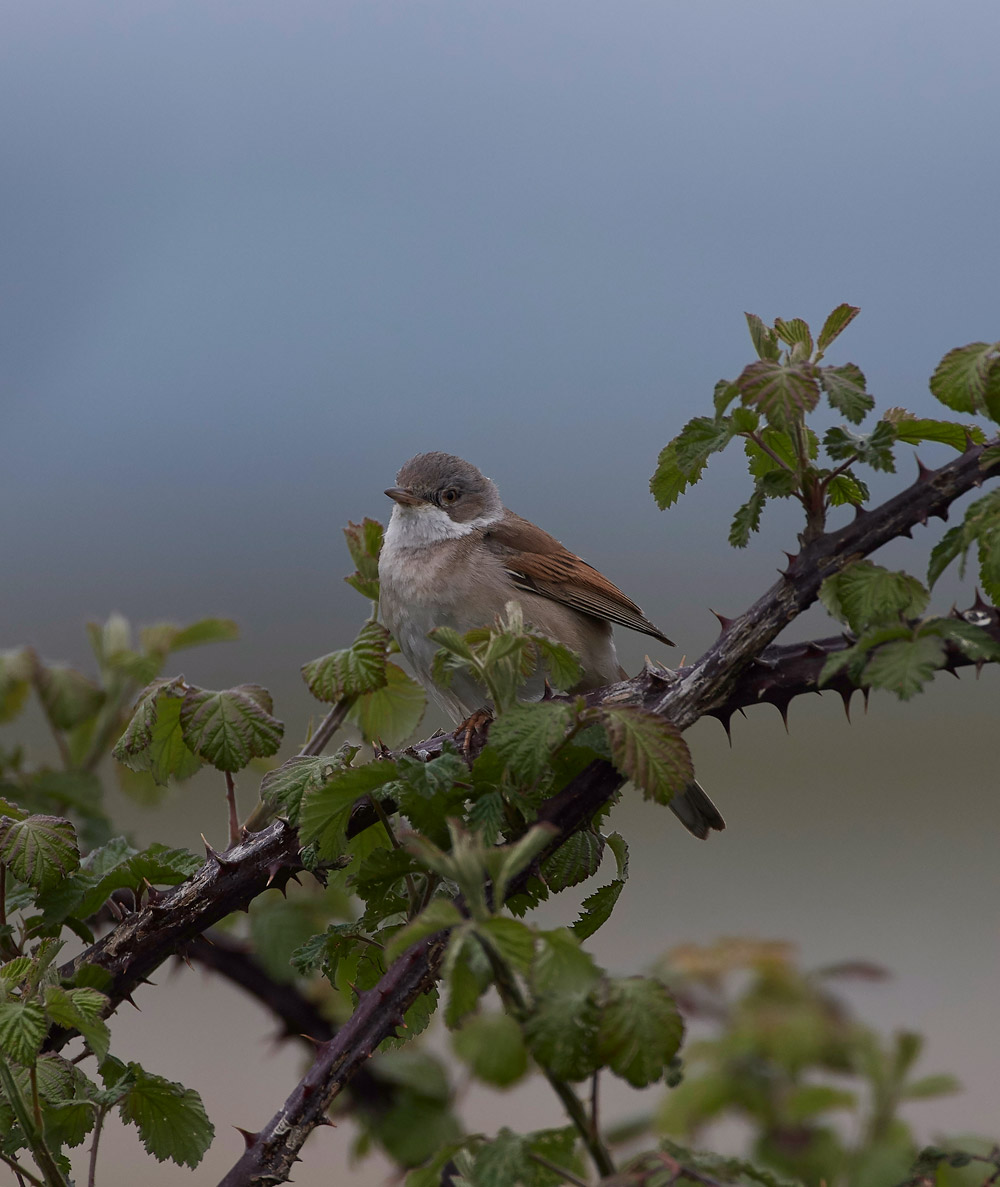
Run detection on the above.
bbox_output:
[2,2,999,1183]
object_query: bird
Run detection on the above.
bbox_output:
[377,451,724,839]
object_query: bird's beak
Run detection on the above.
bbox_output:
[384,487,426,507]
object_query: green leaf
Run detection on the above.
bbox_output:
[862,635,946,700]
[302,620,390,702]
[883,409,984,450]
[259,751,353,827]
[531,928,601,996]
[524,989,601,1082]
[0,814,79,890]
[0,647,33,723]
[444,934,490,1028]
[0,999,47,1064]
[179,684,283,772]
[346,661,426,747]
[824,420,897,472]
[35,664,105,731]
[344,518,384,600]
[827,472,870,507]
[154,617,240,653]
[597,976,685,1087]
[467,789,506,846]
[729,486,767,548]
[816,303,861,354]
[650,441,695,509]
[928,526,966,588]
[929,341,1000,417]
[112,678,202,784]
[299,760,398,858]
[43,986,110,1062]
[541,830,603,892]
[118,1064,214,1167]
[474,1128,532,1187]
[672,416,733,474]
[453,1012,528,1087]
[0,956,33,990]
[531,635,583,692]
[385,899,464,964]
[477,916,536,973]
[819,363,874,424]
[602,707,693,806]
[774,317,813,355]
[745,312,780,361]
[923,617,1000,661]
[488,701,573,783]
[820,561,929,633]
[736,360,820,424]
[713,379,741,416]
[66,841,201,923]
[900,1073,960,1100]
[572,880,624,940]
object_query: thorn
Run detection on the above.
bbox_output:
[974,588,991,613]
[899,525,913,538]
[917,509,929,526]
[288,872,303,886]
[915,455,934,482]
[315,1116,337,1128]
[710,609,735,633]
[106,897,126,921]
[121,991,141,1011]
[852,503,868,519]
[931,505,949,523]
[861,688,870,714]
[838,687,853,722]
[240,826,251,842]
[265,862,285,887]
[763,692,793,731]
[752,653,778,670]
[963,427,977,452]
[708,709,733,744]
[976,659,985,678]
[805,640,827,655]
[234,1127,259,1149]
[202,834,221,862]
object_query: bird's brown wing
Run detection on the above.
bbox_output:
[483,512,674,645]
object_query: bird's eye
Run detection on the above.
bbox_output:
[440,488,459,504]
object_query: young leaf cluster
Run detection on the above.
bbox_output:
[818,561,1000,700]
[655,941,968,1187]
[650,307,995,545]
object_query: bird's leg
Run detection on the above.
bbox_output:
[456,706,493,757]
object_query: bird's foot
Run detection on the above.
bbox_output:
[456,707,493,756]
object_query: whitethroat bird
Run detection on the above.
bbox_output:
[378,452,724,839]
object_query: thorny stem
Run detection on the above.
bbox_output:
[87,1106,108,1187]
[590,1070,601,1147]
[301,696,357,757]
[474,933,616,1180]
[0,1153,44,1187]
[225,772,240,847]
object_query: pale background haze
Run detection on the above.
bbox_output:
[2,2,999,1182]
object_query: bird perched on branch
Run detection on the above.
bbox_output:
[378,451,724,839]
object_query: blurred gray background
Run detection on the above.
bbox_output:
[2,1,998,1182]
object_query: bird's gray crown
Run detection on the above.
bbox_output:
[394,452,502,523]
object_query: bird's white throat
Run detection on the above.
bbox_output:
[383,502,501,550]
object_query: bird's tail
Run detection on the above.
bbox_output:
[670,780,726,839]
